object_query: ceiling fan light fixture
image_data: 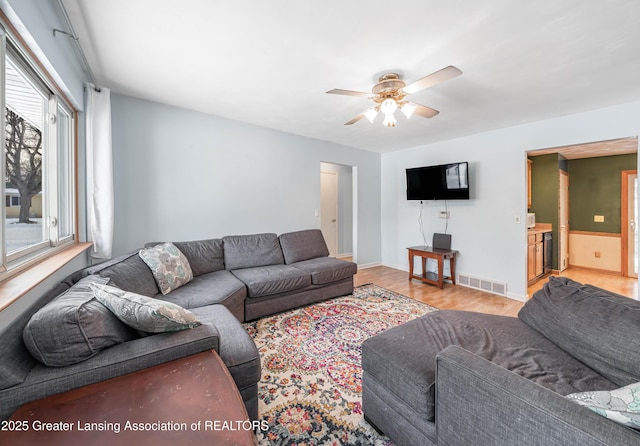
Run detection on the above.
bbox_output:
[401,102,416,119]
[364,107,378,123]
[382,113,397,127]
[380,98,398,115]
[327,65,461,127]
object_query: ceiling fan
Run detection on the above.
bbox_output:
[326,65,462,127]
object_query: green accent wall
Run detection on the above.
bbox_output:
[529,154,560,269]
[569,153,637,233]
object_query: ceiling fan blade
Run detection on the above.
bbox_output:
[411,103,440,119]
[344,113,365,125]
[401,66,462,95]
[326,88,371,98]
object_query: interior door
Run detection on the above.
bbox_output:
[559,171,569,272]
[622,170,638,278]
[320,171,338,257]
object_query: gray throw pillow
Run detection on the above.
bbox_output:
[90,282,201,333]
[138,242,193,294]
[567,382,640,430]
[23,275,136,367]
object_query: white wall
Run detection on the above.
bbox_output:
[110,94,381,265]
[382,101,640,300]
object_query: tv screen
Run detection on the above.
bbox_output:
[406,162,469,200]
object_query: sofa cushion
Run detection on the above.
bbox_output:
[279,229,329,264]
[154,270,246,309]
[566,381,640,430]
[362,310,617,422]
[146,239,225,276]
[94,252,160,297]
[223,233,284,270]
[174,239,225,275]
[518,276,640,386]
[232,265,311,297]
[138,242,193,295]
[22,276,137,367]
[90,283,201,333]
[290,257,357,285]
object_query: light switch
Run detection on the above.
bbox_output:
[594,215,605,223]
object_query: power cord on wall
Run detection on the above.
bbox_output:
[444,200,449,234]
[419,200,428,247]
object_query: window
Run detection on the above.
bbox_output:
[0,26,76,274]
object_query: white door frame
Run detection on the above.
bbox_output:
[559,171,569,272]
[621,170,638,278]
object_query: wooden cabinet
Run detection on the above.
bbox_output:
[527,232,545,282]
[527,242,537,280]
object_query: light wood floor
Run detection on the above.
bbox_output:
[354,266,638,318]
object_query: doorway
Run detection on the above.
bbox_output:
[320,162,354,260]
[527,136,638,285]
[622,170,638,278]
[320,171,338,256]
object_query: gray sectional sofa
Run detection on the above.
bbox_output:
[0,229,357,421]
[362,276,640,446]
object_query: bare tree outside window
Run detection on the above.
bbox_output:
[5,108,42,224]
[0,35,75,267]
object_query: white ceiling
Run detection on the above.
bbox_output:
[61,0,640,153]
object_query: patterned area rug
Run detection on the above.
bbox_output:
[243,284,438,445]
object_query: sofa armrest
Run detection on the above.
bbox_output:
[29,324,219,397]
[435,345,640,446]
[1,324,221,421]
[65,323,220,380]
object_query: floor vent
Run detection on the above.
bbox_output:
[457,274,508,296]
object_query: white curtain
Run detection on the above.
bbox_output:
[86,84,114,259]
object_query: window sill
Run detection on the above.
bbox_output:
[0,242,92,311]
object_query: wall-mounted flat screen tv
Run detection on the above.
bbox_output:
[406,162,469,200]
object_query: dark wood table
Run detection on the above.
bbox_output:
[408,245,458,289]
[2,351,256,446]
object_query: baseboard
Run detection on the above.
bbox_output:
[505,291,528,302]
[381,262,408,272]
[357,262,382,269]
[564,265,623,276]
[336,253,352,259]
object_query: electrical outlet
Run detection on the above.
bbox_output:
[594,215,605,223]
[439,211,450,219]
[514,215,521,224]
[595,251,601,258]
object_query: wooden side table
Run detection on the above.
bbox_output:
[2,351,256,446]
[407,245,458,289]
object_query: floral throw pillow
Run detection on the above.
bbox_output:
[566,382,640,430]
[90,282,201,333]
[138,242,193,295]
